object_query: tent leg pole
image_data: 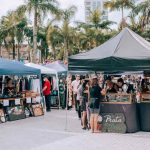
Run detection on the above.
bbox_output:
[65,71,69,131]
[40,75,46,113]
[56,73,60,109]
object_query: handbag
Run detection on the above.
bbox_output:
[6,106,26,121]
[0,109,6,123]
[32,104,44,117]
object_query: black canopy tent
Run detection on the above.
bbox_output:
[69,27,150,72]
[69,27,150,133]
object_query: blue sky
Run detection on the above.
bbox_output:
[0,0,133,28]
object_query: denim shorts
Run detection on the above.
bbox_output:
[89,108,99,114]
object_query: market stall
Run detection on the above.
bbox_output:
[45,61,68,108]
[0,58,43,123]
[25,63,60,108]
[69,27,150,133]
[45,61,67,74]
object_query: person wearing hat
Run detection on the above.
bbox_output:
[71,74,80,111]
[43,76,51,112]
[89,75,102,133]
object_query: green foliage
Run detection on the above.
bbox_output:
[0,0,150,62]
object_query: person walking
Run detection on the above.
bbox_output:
[43,76,51,112]
[71,75,80,111]
[89,75,102,133]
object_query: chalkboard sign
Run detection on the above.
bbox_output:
[101,113,127,133]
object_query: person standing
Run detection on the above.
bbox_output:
[59,79,66,109]
[43,76,51,112]
[81,79,90,130]
[76,79,84,119]
[71,75,80,111]
[89,75,102,133]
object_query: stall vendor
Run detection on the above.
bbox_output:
[105,76,118,93]
[3,78,15,96]
[117,78,134,93]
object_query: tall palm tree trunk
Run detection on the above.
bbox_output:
[33,4,38,63]
[64,38,68,62]
[12,38,15,60]
[17,42,20,61]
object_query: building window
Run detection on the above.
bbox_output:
[85,2,91,5]
[97,1,101,8]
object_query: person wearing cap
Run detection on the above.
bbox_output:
[43,76,51,112]
[89,75,102,133]
[71,74,80,111]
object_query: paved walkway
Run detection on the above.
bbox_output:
[0,109,150,150]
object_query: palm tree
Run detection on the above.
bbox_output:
[46,22,63,60]
[77,9,115,46]
[78,9,114,30]
[104,0,134,28]
[46,6,77,61]
[61,6,77,61]
[0,9,27,60]
[132,0,150,29]
[20,0,60,63]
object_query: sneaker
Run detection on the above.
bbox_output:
[82,127,86,130]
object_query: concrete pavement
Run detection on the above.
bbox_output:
[0,109,150,150]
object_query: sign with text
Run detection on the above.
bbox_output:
[101,113,127,133]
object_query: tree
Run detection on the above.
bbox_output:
[104,0,134,28]
[20,0,60,63]
[132,0,150,29]
[46,22,63,60]
[61,6,77,61]
[46,6,77,61]
[77,9,115,47]
[0,9,27,59]
[127,12,150,42]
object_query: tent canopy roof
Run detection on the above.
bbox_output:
[0,58,40,75]
[45,61,67,74]
[25,63,57,75]
[69,27,150,72]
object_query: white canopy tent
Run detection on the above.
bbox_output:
[25,63,60,108]
[25,63,57,75]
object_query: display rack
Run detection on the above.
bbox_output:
[141,92,150,103]
[102,93,136,104]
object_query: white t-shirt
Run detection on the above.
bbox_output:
[71,80,80,94]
